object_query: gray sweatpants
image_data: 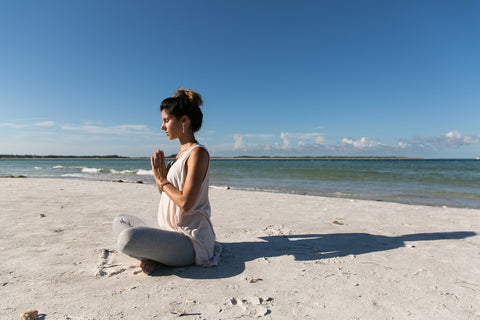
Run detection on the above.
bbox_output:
[112,214,195,267]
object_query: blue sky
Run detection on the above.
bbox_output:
[1,1,479,158]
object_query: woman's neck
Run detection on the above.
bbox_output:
[179,135,198,151]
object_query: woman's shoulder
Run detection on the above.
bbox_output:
[190,144,210,160]
[186,145,210,174]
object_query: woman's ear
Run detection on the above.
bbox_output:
[180,115,191,127]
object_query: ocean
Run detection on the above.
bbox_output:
[1,158,479,209]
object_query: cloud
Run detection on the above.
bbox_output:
[0,122,26,129]
[232,133,275,151]
[315,136,325,144]
[439,130,480,148]
[341,137,383,148]
[221,128,480,157]
[277,132,326,149]
[231,131,329,155]
[1,120,156,137]
[273,132,326,150]
[4,117,479,157]
[61,124,152,135]
[397,141,409,149]
[280,132,291,149]
[35,121,56,127]
[233,134,244,150]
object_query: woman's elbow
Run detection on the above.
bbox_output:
[180,202,195,212]
[178,198,195,212]
[178,190,199,211]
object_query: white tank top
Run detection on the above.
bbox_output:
[157,144,221,266]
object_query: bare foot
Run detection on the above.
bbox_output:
[139,260,159,275]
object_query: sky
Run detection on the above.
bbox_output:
[0,0,479,158]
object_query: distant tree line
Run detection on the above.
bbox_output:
[0,154,421,160]
[212,156,421,159]
[0,155,129,159]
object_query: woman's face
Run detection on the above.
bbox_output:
[161,110,182,140]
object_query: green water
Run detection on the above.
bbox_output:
[1,158,479,209]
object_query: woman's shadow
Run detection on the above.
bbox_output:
[155,231,476,279]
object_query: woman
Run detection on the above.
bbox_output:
[112,89,221,275]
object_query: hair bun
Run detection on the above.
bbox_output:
[174,88,203,108]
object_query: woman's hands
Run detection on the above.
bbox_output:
[150,146,209,211]
[151,149,168,185]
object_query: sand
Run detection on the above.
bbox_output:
[0,178,479,320]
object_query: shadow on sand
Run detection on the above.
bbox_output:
[153,231,476,279]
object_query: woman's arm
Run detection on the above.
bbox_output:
[151,147,209,211]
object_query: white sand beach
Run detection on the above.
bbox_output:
[1,178,479,319]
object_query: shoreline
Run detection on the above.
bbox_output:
[2,175,478,210]
[1,155,426,160]
[1,178,479,319]
[2,158,478,210]
[4,155,480,160]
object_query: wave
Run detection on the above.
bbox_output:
[136,169,153,176]
[81,167,102,173]
[62,173,88,178]
[43,163,152,176]
[111,169,133,174]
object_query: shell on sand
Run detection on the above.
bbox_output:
[20,310,38,320]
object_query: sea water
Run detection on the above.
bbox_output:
[1,158,479,209]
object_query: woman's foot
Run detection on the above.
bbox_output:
[139,259,159,275]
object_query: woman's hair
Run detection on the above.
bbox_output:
[160,89,204,132]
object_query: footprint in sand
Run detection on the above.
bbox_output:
[263,224,292,236]
[94,249,126,277]
[221,296,274,317]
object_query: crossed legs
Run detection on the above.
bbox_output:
[112,214,195,273]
